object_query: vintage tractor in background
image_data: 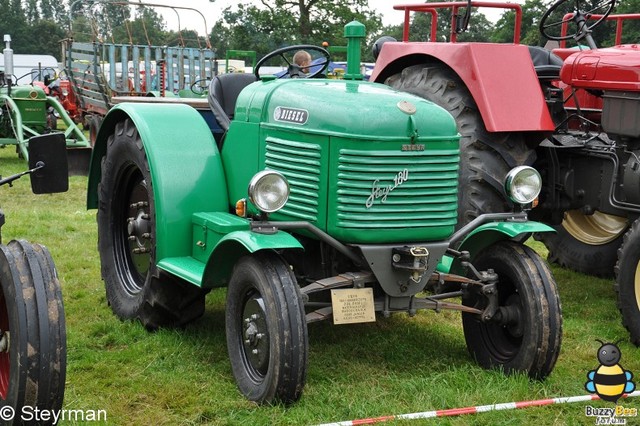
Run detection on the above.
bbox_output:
[0,133,67,423]
[0,35,91,175]
[87,22,562,404]
[370,0,640,342]
[60,0,219,146]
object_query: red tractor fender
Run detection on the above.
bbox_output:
[370,42,556,132]
[560,45,640,91]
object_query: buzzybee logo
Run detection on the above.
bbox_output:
[585,340,635,403]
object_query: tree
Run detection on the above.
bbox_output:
[111,5,167,45]
[371,6,494,45]
[25,0,39,24]
[491,0,551,46]
[209,0,381,61]
[0,0,28,53]
[603,0,640,45]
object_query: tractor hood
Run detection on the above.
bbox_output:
[234,79,457,139]
[6,85,47,100]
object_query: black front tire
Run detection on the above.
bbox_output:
[385,64,536,227]
[0,240,66,423]
[462,241,562,379]
[226,252,308,404]
[615,220,640,346]
[98,119,205,329]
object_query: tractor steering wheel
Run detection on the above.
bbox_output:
[539,0,616,42]
[190,79,208,96]
[254,45,330,80]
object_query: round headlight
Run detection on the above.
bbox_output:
[248,170,290,213]
[504,166,542,205]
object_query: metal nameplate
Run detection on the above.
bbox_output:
[274,106,308,125]
[330,288,376,325]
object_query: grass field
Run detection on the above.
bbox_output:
[0,146,638,425]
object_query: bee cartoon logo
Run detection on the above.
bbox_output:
[585,340,636,403]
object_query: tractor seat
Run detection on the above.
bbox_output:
[208,73,257,131]
[528,46,564,80]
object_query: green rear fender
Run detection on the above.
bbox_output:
[438,221,555,275]
[202,230,303,288]
[87,103,229,261]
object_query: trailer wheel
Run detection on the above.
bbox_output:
[538,210,627,277]
[385,64,536,227]
[0,240,66,419]
[226,252,307,404]
[88,115,102,147]
[46,111,57,131]
[614,220,640,346]
[462,241,562,379]
[98,119,205,329]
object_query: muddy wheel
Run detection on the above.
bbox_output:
[614,220,640,346]
[539,210,628,277]
[385,64,536,227]
[462,241,562,379]
[226,253,307,404]
[88,115,102,147]
[98,119,205,329]
[0,240,66,421]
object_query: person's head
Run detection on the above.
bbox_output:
[293,50,312,73]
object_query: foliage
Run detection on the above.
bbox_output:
[603,0,640,45]
[491,0,552,45]
[490,0,637,47]
[209,0,382,62]
[372,4,510,49]
[2,0,639,70]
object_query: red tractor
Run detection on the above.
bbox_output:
[371,0,640,343]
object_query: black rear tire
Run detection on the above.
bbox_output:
[0,240,66,423]
[462,241,562,379]
[98,119,205,329]
[385,64,536,227]
[538,210,627,278]
[226,252,308,404]
[614,219,640,346]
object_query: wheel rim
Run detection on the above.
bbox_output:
[114,164,152,296]
[0,290,9,399]
[563,210,627,245]
[239,290,270,381]
[482,288,523,363]
[635,261,640,312]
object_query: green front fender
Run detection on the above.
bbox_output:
[202,230,303,288]
[87,103,228,261]
[438,221,555,275]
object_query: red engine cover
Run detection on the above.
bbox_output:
[560,45,640,91]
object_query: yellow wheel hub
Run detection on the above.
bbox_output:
[562,210,627,245]
[635,262,640,311]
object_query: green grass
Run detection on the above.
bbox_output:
[0,146,638,425]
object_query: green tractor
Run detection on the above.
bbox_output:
[0,35,91,175]
[87,23,562,404]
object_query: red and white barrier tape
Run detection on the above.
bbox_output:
[317,391,640,425]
